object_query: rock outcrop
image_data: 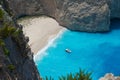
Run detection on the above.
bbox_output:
[5,0,120,32]
[55,0,110,32]
[99,73,120,80]
[0,5,41,80]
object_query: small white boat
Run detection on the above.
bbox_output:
[65,49,72,53]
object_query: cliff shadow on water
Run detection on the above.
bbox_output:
[110,18,120,30]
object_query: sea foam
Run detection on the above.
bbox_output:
[34,28,66,62]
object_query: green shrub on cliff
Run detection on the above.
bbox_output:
[12,28,22,37]
[0,23,17,38]
[0,39,10,56]
[3,47,10,56]
[45,70,92,80]
[0,23,21,56]
[7,64,15,71]
[0,8,4,21]
[0,39,5,46]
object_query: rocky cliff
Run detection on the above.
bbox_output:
[0,4,41,80]
[5,0,120,32]
[108,0,120,18]
[99,73,120,80]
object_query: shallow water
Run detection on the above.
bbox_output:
[34,20,120,80]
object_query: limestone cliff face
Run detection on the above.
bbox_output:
[6,0,120,32]
[5,0,56,17]
[55,0,110,32]
[108,0,120,18]
[0,6,40,80]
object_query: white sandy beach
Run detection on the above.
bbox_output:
[18,16,64,54]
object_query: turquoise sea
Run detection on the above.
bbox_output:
[34,19,120,80]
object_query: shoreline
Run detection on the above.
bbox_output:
[34,28,66,61]
[18,16,65,55]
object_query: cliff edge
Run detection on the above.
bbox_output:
[0,4,41,80]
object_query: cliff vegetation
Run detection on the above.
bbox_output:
[0,5,40,80]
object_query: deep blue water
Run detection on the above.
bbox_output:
[34,20,120,80]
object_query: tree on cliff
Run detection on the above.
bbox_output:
[45,70,92,80]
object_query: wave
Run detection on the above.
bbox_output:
[34,28,66,62]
